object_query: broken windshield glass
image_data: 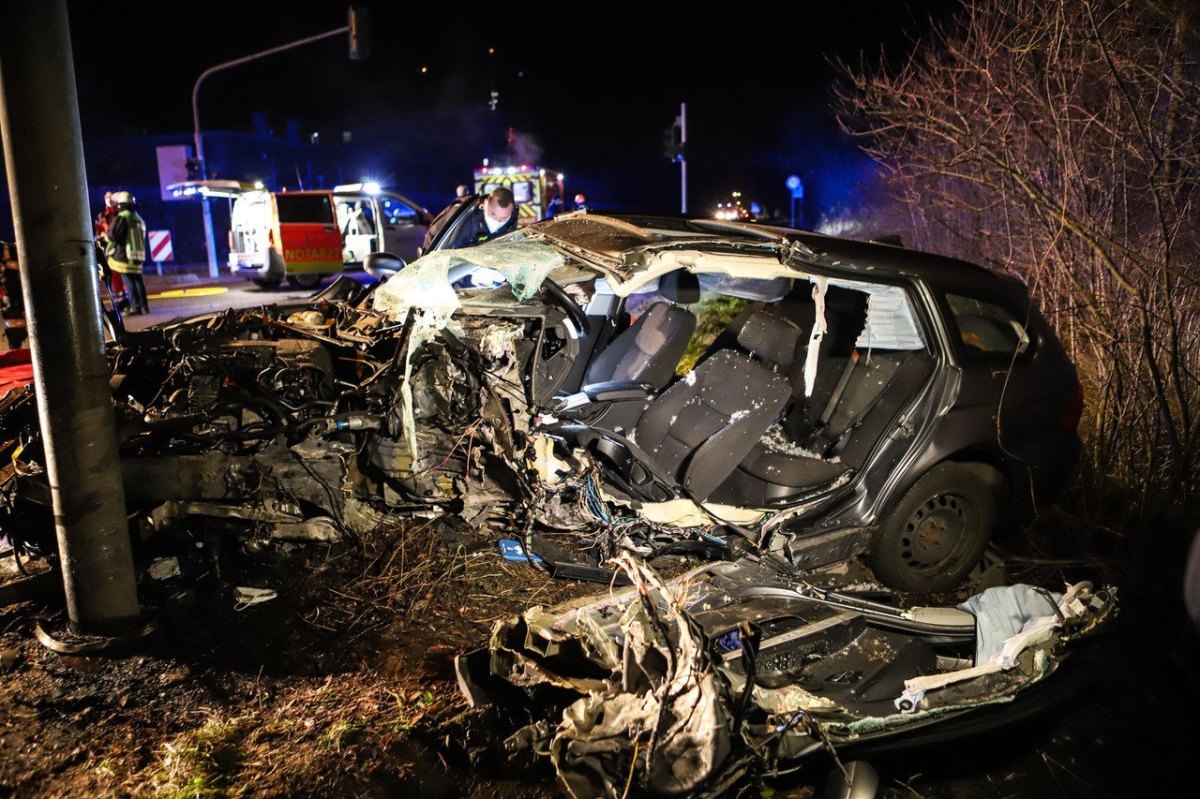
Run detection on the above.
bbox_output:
[373,236,568,324]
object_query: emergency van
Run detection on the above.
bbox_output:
[473,164,565,227]
[169,180,343,289]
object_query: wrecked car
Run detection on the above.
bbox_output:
[456,556,1115,798]
[0,214,1082,594]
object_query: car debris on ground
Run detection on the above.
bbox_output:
[456,556,1114,798]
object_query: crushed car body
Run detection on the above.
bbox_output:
[0,213,1112,795]
[0,214,1083,593]
[456,558,1115,798]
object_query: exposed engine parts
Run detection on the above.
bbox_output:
[0,281,563,557]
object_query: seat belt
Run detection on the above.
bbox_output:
[822,354,912,457]
[817,349,860,428]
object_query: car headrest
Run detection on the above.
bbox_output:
[658,270,701,304]
[737,311,800,367]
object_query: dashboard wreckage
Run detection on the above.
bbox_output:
[0,214,1110,793]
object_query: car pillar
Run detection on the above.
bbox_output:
[0,0,141,637]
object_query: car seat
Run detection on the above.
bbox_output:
[582,270,700,390]
[622,311,800,501]
[783,284,870,441]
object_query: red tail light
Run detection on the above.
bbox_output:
[1061,379,1084,431]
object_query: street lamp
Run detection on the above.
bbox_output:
[191,7,368,276]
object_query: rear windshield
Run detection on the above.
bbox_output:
[275,194,334,224]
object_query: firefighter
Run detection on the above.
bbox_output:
[105,191,149,315]
[94,191,125,310]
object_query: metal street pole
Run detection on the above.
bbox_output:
[678,102,687,214]
[0,0,140,635]
[192,25,349,278]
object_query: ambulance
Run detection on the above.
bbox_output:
[169,181,432,289]
[472,163,565,227]
[169,180,343,289]
[332,183,432,265]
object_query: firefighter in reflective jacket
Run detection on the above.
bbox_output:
[105,191,149,314]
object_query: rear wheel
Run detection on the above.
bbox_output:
[287,273,324,290]
[868,462,1003,593]
[252,276,283,289]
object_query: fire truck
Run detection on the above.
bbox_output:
[473,163,565,227]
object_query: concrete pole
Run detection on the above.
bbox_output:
[0,0,141,635]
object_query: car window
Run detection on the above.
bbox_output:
[698,274,790,301]
[840,282,926,351]
[381,197,418,225]
[275,194,334,224]
[946,293,1030,360]
[480,181,533,203]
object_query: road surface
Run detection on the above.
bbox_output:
[120,272,373,332]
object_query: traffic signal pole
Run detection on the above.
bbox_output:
[0,0,141,636]
[678,102,687,214]
[191,8,367,277]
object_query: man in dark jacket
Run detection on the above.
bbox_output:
[443,187,518,250]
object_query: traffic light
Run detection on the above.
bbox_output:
[662,116,684,162]
[348,6,370,60]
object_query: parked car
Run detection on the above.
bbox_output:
[0,214,1082,594]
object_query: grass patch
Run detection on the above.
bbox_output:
[147,717,248,799]
[677,294,750,374]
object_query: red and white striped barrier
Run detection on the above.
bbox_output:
[147,230,173,262]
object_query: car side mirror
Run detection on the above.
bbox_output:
[365,251,406,279]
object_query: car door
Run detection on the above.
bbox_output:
[418,195,478,256]
[378,193,429,261]
[335,195,378,265]
[274,192,343,276]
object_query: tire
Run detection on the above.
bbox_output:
[287,273,324,290]
[868,462,1003,593]
[252,276,283,289]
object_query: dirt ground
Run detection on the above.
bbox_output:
[2,514,1199,799]
[0,519,592,798]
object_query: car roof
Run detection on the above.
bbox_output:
[536,212,1028,303]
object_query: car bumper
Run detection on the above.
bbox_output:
[229,251,282,280]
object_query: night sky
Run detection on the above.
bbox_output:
[66,0,959,216]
